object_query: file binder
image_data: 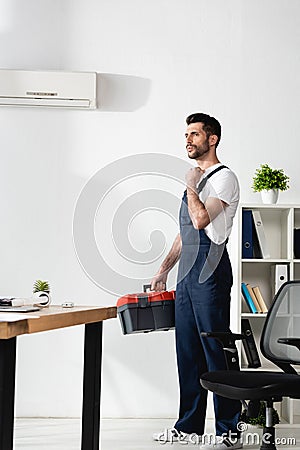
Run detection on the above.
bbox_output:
[271,264,288,298]
[242,210,253,258]
[252,210,270,258]
[294,228,300,258]
[241,318,261,368]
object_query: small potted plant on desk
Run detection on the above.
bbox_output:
[252,164,290,204]
[32,280,51,307]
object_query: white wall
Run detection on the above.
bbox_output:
[0,0,300,418]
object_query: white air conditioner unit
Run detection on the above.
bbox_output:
[0,69,97,109]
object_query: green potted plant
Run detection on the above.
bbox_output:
[252,164,289,204]
[240,400,280,428]
[32,280,51,307]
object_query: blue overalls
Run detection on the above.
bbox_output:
[174,182,241,436]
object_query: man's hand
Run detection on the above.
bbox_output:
[185,167,204,189]
[150,271,168,292]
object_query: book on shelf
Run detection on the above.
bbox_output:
[252,286,268,313]
[241,282,257,313]
[246,283,263,313]
[252,210,270,258]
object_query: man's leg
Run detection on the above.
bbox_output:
[190,248,241,436]
[174,278,208,435]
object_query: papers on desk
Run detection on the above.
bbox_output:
[0,313,40,322]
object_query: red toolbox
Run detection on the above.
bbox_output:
[117,285,175,335]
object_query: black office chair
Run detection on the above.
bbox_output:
[200,280,300,450]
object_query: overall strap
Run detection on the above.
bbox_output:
[197,165,228,193]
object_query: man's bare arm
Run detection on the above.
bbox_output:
[151,233,182,291]
[187,187,227,229]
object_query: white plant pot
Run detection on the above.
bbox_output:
[32,291,51,307]
[261,189,279,204]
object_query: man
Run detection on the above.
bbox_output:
[151,113,242,449]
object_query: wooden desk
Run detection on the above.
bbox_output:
[0,305,117,450]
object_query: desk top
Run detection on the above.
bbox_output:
[0,305,117,340]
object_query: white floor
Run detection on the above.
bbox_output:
[14,418,300,450]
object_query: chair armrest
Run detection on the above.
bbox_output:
[201,332,244,344]
[201,332,242,370]
[201,331,261,370]
[278,338,300,351]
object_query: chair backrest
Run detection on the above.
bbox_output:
[261,280,300,366]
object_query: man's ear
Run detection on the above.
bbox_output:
[209,134,218,147]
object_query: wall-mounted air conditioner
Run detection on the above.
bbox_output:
[0,69,97,109]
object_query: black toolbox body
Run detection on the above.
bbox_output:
[117,286,175,334]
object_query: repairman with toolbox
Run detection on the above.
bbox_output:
[151,113,242,450]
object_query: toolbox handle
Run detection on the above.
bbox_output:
[143,283,167,292]
[143,284,152,292]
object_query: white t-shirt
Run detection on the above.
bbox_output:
[199,163,240,244]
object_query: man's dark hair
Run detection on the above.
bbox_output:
[186,113,221,148]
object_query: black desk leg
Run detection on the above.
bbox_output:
[0,337,17,450]
[81,322,103,450]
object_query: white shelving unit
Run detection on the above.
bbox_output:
[238,204,300,425]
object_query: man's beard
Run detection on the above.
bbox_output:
[187,140,210,159]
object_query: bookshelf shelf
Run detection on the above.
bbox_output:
[238,204,300,426]
[241,313,267,318]
[242,259,291,263]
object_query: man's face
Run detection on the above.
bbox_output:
[185,122,210,160]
